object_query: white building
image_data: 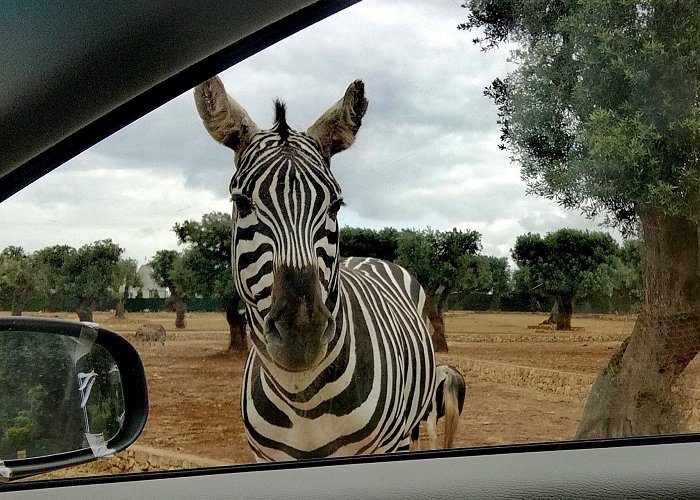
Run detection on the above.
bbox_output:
[128,264,170,299]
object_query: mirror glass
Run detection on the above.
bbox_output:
[0,331,124,460]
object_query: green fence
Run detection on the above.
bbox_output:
[6,291,639,315]
[124,297,222,312]
[5,295,224,313]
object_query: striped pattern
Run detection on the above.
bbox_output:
[231,127,435,462]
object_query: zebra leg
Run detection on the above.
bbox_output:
[398,435,412,452]
[410,424,421,451]
[426,409,438,450]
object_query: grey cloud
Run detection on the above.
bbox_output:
[0,0,620,263]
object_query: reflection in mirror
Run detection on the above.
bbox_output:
[0,331,124,460]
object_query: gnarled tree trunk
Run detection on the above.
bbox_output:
[11,302,23,316]
[173,294,187,329]
[577,213,700,438]
[426,291,448,353]
[75,302,94,322]
[555,295,573,330]
[115,298,125,318]
[115,287,128,318]
[225,297,247,353]
[11,286,31,316]
[164,292,187,329]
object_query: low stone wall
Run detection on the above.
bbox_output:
[448,333,628,344]
[439,356,700,430]
[120,330,229,343]
[105,445,229,474]
[440,356,596,402]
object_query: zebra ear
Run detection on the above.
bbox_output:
[194,76,260,156]
[307,79,368,160]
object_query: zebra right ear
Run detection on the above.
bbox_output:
[194,76,260,156]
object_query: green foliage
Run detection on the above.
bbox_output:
[612,238,644,310]
[461,0,700,232]
[150,248,199,322]
[0,246,35,314]
[511,228,620,300]
[77,346,125,439]
[172,250,200,298]
[108,258,141,301]
[484,255,512,295]
[339,227,399,261]
[33,245,74,311]
[173,211,238,303]
[65,240,124,315]
[397,228,482,311]
[149,250,180,291]
[0,332,84,458]
[31,240,123,319]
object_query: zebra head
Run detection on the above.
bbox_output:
[195,76,367,372]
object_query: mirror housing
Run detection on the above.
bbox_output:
[0,317,148,481]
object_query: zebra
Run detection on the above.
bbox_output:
[194,76,436,462]
[133,323,166,346]
[411,364,467,450]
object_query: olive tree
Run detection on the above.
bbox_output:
[462,0,700,436]
[0,246,35,316]
[33,245,74,313]
[65,240,124,322]
[397,228,481,351]
[174,212,248,352]
[339,227,400,261]
[512,229,620,330]
[150,250,195,329]
[108,258,141,318]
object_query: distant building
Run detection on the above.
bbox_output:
[128,264,169,299]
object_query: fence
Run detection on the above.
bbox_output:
[446,292,639,314]
[7,296,224,314]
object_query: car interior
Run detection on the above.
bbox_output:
[2,0,700,498]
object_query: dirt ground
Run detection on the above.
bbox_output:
[12,310,700,478]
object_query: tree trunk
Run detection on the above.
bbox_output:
[43,294,56,313]
[555,295,573,330]
[11,301,22,316]
[75,302,94,322]
[225,297,247,353]
[173,294,187,329]
[11,286,30,316]
[576,213,700,439]
[426,291,449,353]
[541,301,558,325]
[115,298,125,318]
[115,288,128,318]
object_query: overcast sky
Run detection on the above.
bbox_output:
[0,0,617,266]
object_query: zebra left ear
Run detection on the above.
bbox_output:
[307,79,368,160]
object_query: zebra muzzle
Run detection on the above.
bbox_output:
[263,265,335,371]
[263,302,333,346]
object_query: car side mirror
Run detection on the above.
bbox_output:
[0,317,148,481]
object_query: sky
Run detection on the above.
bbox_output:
[0,0,618,266]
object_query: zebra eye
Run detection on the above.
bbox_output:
[328,198,345,221]
[231,194,255,217]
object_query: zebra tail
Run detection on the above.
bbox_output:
[442,379,461,449]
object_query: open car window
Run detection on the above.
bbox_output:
[1,0,699,482]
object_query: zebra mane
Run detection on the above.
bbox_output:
[274,99,290,142]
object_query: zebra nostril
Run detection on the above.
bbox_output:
[264,317,283,344]
[320,317,335,344]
